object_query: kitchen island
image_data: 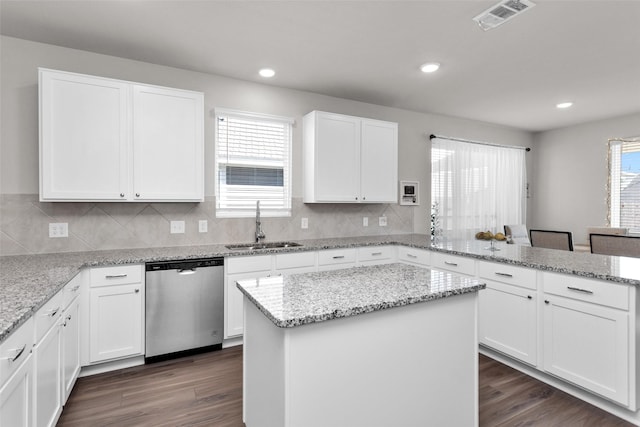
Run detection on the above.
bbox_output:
[236,263,485,427]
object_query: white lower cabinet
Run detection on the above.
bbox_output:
[61,295,80,401]
[542,272,631,407]
[88,265,144,363]
[0,318,34,427]
[33,321,62,427]
[478,261,538,366]
[397,246,430,267]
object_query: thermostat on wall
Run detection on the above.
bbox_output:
[399,181,419,206]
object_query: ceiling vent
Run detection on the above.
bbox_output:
[473,0,536,31]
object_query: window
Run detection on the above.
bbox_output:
[215,109,293,217]
[609,138,640,233]
[431,137,527,240]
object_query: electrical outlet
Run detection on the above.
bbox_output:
[198,220,208,233]
[363,217,369,227]
[301,217,309,229]
[378,216,387,227]
[170,220,185,234]
[49,222,68,238]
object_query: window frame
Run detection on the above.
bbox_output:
[608,137,640,234]
[214,108,294,218]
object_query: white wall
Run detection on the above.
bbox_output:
[0,36,534,254]
[530,113,640,245]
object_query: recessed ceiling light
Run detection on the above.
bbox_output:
[420,62,440,73]
[259,68,275,78]
[556,102,573,109]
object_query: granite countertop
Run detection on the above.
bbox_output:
[2,233,639,344]
[236,263,485,328]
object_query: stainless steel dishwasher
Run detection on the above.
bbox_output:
[145,258,224,362]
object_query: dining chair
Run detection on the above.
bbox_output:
[589,233,640,258]
[529,229,574,251]
[504,224,531,246]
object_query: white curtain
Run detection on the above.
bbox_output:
[431,137,527,241]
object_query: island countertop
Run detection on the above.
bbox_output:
[236,262,486,328]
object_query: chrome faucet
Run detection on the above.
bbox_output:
[255,200,266,243]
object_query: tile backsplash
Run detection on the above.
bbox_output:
[0,194,415,256]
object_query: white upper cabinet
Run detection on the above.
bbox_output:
[303,111,398,203]
[39,70,129,201]
[39,68,204,202]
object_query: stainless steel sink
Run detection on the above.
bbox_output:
[225,241,303,251]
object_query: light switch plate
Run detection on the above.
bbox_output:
[378,216,387,227]
[301,218,309,229]
[198,220,208,233]
[363,217,369,227]
[170,220,186,234]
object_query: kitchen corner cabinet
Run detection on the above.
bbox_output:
[303,111,398,203]
[88,265,144,363]
[39,68,204,202]
[542,272,632,407]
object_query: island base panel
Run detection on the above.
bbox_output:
[244,293,479,427]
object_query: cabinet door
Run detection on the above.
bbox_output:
[89,284,143,363]
[543,295,629,405]
[132,85,204,201]
[33,322,62,427]
[0,354,32,427]
[39,69,128,201]
[313,112,360,202]
[61,296,81,402]
[225,270,271,338]
[479,282,537,365]
[360,119,397,203]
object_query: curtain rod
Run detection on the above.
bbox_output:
[429,133,531,152]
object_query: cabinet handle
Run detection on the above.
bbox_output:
[332,255,345,259]
[544,300,550,304]
[44,307,60,317]
[444,261,458,266]
[69,285,80,292]
[134,288,140,293]
[105,274,128,279]
[527,295,532,300]
[407,253,418,258]
[495,272,513,278]
[67,315,72,321]
[371,252,383,256]
[120,193,125,198]
[355,197,358,201]
[2,344,27,363]
[363,197,366,201]
[567,286,593,295]
[136,193,140,197]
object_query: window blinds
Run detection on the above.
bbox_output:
[609,139,640,233]
[215,109,293,217]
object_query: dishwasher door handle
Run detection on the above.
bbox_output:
[178,268,197,275]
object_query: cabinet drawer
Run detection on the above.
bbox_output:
[397,247,430,266]
[318,248,357,266]
[543,272,629,310]
[89,264,142,287]
[430,252,475,276]
[34,289,63,342]
[275,252,316,270]
[0,318,34,385]
[62,273,82,310]
[357,246,393,262]
[226,255,272,274]
[478,261,537,290]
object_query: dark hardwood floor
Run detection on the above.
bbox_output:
[58,347,633,427]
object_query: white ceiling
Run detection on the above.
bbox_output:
[1,0,639,132]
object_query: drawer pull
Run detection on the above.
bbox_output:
[567,286,593,295]
[332,255,345,259]
[105,274,128,279]
[527,295,533,300]
[371,252,383,256]
[2,344,27,363]
[407,254,418,259]
[69,285,80,292]
[495,272,513,278]
[44,307,60,317]
[444,261,458,266]
[134,288,140,293]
